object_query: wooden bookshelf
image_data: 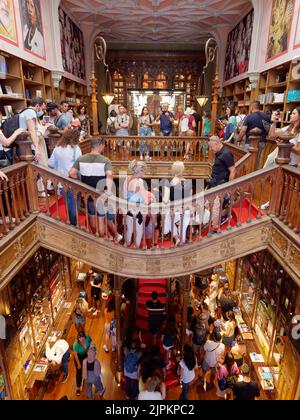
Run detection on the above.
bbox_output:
[59,76,88,107]
[221,59,300,128]
[0,51,89,118]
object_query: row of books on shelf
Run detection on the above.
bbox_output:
[258,93,285,105]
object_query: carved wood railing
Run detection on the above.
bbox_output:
[79,136,210,162]
[0,163,38,238]
[27,164,278,250]
[1,162,299,253]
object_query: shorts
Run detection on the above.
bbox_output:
[202,359,216,374]
[91,290,100,301]
[87,198,114,222]
[74,316,86,326]
[149,322,162,335]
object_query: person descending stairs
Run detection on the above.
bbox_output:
[136,279,179,389]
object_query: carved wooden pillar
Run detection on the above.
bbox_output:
[91,70,99,136]
[210,72,219,137]
[47,127,61,157]
[15,133,33,161]
[26,164,39,214]
[270,133,294,219]
[275,133,294,166]
[114,276,123,384]
[248,128,262,171]
[180,276,190,355]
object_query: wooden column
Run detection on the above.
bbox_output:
[26,164,39,214]
[15,133,33,161]
[114,276,123,384]
[248,128,262,172]
[180,276,190,355]
[210,71,219,137]
[91,70,99,136]
[47,128,62,157]
[275,133,294,166]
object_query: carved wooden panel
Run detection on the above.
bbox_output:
[0,222,39,291]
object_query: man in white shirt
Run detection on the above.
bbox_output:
[46,339,70,383]
[202,331,225,391]
[138,376,166,400]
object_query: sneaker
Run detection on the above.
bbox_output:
[114,234,123,243]
[0,216,16,225]
[112,347,116,352]
[140,155,143,160]
[145,155,150,161]
[103,345,109,353]
[61,375,68,384]
[261,201,270,210]
[76,388,80,397]
[93,309,98,316]
[99,388,106,398]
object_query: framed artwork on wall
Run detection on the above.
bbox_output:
[223,9,254,82]
[293,5,300,49]
[19,0,46,60]
[0,0,18,46]
[266,0,295,62]
[58,7,86,80]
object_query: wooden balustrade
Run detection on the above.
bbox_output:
[1,160,299,252]
[79,136,210,162]
[278,167,300,233]
[0,163,33,238]
[29,163,279,250]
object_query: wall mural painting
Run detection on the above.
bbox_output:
[19,0,45,59]
[266,0,295,62]
[224,9,254,82]
[294,4,300,49]
[59,7,86,80]
[0,0,18,46]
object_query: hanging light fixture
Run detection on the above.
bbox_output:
[195,71,209,108]
[94,36,115,106]
[102,66,115,105]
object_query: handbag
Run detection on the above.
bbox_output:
[0,150,10,168]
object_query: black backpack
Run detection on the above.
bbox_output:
[192,323,207,346]
[1,108,31,147]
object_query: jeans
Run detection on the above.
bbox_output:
[86,371,104,400]
[75,353,86,389]
[125,377,139,400]
[181,382,190,400]
[61,349,70,377]
[87,198,114,222]
[60,188,80,226]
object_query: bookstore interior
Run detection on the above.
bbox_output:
[0,0,300,401]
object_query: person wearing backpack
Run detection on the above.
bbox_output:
[1,97,46,162]
[192,318,207,365]
[106,109,117,136]
[124,339,142,400]
[216,352,239,399]
[0,127,26,166]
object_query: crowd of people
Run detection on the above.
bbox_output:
[52,268,261,401]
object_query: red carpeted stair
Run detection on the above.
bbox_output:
[136,278,179,389]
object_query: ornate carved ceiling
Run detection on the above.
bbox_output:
[61,0,252,44]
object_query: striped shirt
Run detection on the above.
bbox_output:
[72,153,112,191]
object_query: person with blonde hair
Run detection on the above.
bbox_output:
[73,297,89,333]
[124,160,155,248]
[162,161,192,246]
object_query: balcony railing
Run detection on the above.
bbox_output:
[1,162,292,249]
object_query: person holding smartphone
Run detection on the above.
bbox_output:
[156,103,175,136]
